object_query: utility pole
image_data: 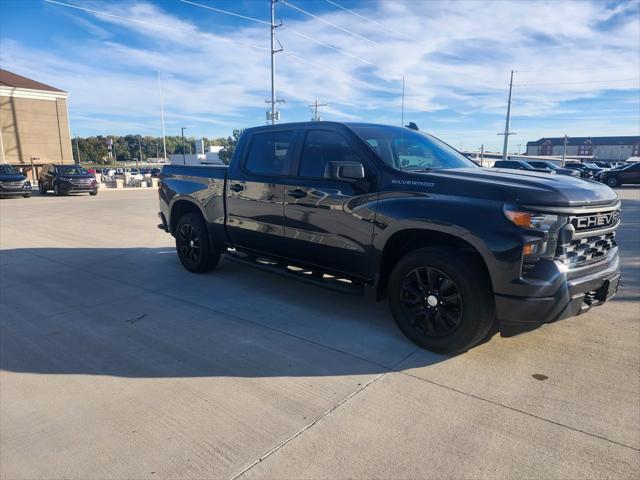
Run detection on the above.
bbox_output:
[309,100,328,121]
[562,134,569,166]
[499,70,516,160]
[157,71,167,160]
[181,127,187,165]
[401,75,405,128]
[75,135,81,164]
[266,0,285,124]
[138,135,143,170]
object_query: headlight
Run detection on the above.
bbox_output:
[23,181,31,189]
[504,208,559,231]
[504,206,567,259]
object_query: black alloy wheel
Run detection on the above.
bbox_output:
[607,177,619,187]
[388,247,495,353]
[399,267,463,338]
[178,222,201,264]
[175,212,220,273]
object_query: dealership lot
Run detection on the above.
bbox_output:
[1,188,638,479]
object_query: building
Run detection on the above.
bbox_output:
[168,145,224,166]
[0,69,74,180]
[526,136,640,162]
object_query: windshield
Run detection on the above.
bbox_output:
[0,164,19,175]
[350,126,476,171]
[584,163,600,169]
[58,165,87,175]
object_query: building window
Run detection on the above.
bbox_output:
[539,140,552,155]
[633,143,640,157]
[578,141,593,156]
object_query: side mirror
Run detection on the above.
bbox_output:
[325,161,365,181]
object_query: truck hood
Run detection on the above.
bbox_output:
[419,167,618,207]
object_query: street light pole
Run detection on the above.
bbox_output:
[562,134,569,167]
[181,127,187,165]
[138,135,143,171]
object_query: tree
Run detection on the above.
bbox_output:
[218,129,243,165]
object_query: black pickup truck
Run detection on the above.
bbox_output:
[158,122,621,353]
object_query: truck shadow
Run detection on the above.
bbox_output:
[0,246,452,379]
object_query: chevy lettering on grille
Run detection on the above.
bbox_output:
[571,211,620,231]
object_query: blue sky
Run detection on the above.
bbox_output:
[1,0,639,151]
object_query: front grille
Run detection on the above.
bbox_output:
[556,232,616,267]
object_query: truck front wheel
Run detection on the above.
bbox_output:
[388,247,495,354]
[175,213,220,273]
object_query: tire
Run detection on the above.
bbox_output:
[23,193,31,198]
[54,183,62,196]
[90,190,98,196]
[175,212,220,273]
[388,247,495,354]
[606,177,619,187]
[39,183,47,195]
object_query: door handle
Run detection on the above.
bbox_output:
[288,189,307,199]
[229,183,244,192]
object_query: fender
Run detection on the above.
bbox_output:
[371,194,523,293]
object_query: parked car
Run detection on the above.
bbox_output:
[592,161,612,169]
[157,121,621,354]
[595,162,640,187]
[524,160,581,177]
[563,162,602,178]
[492,160,555,173]
[0,164,31,198]
[38,164,98,196]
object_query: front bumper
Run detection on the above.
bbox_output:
[0,186,31,196]
[0,190,31,196]
[496,250,620,336]
[58,182,97,193]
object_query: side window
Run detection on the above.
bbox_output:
[245,131,295,175]
[299,130,363,178]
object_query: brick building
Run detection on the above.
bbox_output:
[526,136,640,162]
[0,69,74,180]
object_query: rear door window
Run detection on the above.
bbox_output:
[245,131,295,176]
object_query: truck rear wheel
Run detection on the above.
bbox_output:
[388,247,495,354]
[175,213,220,273]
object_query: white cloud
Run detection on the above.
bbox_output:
[0,0,637,146]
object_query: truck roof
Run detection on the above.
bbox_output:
[243,121,404,134]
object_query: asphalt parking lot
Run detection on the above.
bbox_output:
[1,187,639,479]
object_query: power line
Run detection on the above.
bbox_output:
[179,0,375,67]
[180,0,270,25]
[514,78,639,87]
[45,0,268,51]
[323,0,404,38]
[280,0,380,46]
[516,64,640,73]
[281,26,375,66]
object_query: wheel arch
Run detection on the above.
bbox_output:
[374,224,495,301]
[169,197,206,235]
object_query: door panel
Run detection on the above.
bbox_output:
[284,181,377,279]
[283,128,378,280]
[225,129,298,257]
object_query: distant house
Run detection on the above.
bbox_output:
[526,136,640,162]
[0,69,74,180]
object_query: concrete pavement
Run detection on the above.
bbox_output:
[1,187,638,479]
